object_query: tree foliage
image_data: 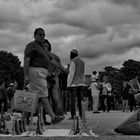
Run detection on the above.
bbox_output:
[120,59,140,81]
[98,59,140,102]
[0,50,24,89]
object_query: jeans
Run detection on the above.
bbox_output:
[49,76,63,116]
[100,95,112,112]
[92,95,99,112]
[69,86,84,118]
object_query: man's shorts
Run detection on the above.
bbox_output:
[29,67,48,98]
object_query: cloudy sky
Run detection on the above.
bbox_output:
[1,0,140,74]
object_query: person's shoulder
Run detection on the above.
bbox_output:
[26,41,36,47]
[73,57,79,62]
[52,53,60,61]
[25,41,38,52]
[75,57,84,63]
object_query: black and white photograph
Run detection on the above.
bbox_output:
[0,0,140,140]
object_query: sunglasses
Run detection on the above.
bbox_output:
[39,33,45,37]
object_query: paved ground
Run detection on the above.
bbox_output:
[2,110,140,140]
[48,110,133,135]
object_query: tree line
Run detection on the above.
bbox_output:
[99,59,140,101]
[0,50,140,94]
[0,50,24,89]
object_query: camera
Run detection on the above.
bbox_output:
[46,74,56,86]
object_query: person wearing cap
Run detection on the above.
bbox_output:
[67,49,85,119]
[89,71,100,113]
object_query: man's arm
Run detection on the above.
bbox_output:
[39,46,67,73]
[50,59,67,73]
[24,56,30,85]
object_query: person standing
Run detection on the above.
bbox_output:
[67,49,85,119]
[24,27,66,124]
[89,72,100,113]
[58,64,69,115]
[0,80,7,113]
[121,81,130,112]
[129,75,140,112]
[100,76,112,112]
[44,39,64,117]
[7,83,16,111]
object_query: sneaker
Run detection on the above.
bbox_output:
[93,111,100,113]
[52,116,65,125]
[44,121,51,125]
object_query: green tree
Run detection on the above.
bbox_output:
[99,66,124,103]
[0,50,24,89]
[98,59,140,109]
[120,59,140,81]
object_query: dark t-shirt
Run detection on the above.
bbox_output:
[122,84,131,99]
[59,72,68,90]
[24,41,50,69]
[7,88,15,100]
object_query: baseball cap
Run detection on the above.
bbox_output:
[71,49,78,55]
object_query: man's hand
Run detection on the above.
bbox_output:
[63,68,69,74]
[24,76,30,87]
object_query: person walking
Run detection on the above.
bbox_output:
[67,49,85,119]
[24,27,66,124]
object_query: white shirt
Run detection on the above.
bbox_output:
[67,61,75,87]
[90,82,99,96]
[67,61,86,87]
[102,82,112,95]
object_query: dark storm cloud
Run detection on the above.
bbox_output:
[0,0,140,72]
[42,0,107,36]
[110,0,140,7]
[79,37,140,59]
[0,1,32,33]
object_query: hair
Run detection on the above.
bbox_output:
[34,28,45,36]
[70,49,78,60]
[92,71,97,75]
[44,39,51,51]
[70,52,78,60]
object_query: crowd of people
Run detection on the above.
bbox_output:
[87,72,140,114]
[0,27,140,127]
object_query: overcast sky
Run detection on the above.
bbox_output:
[1,0,140,74]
